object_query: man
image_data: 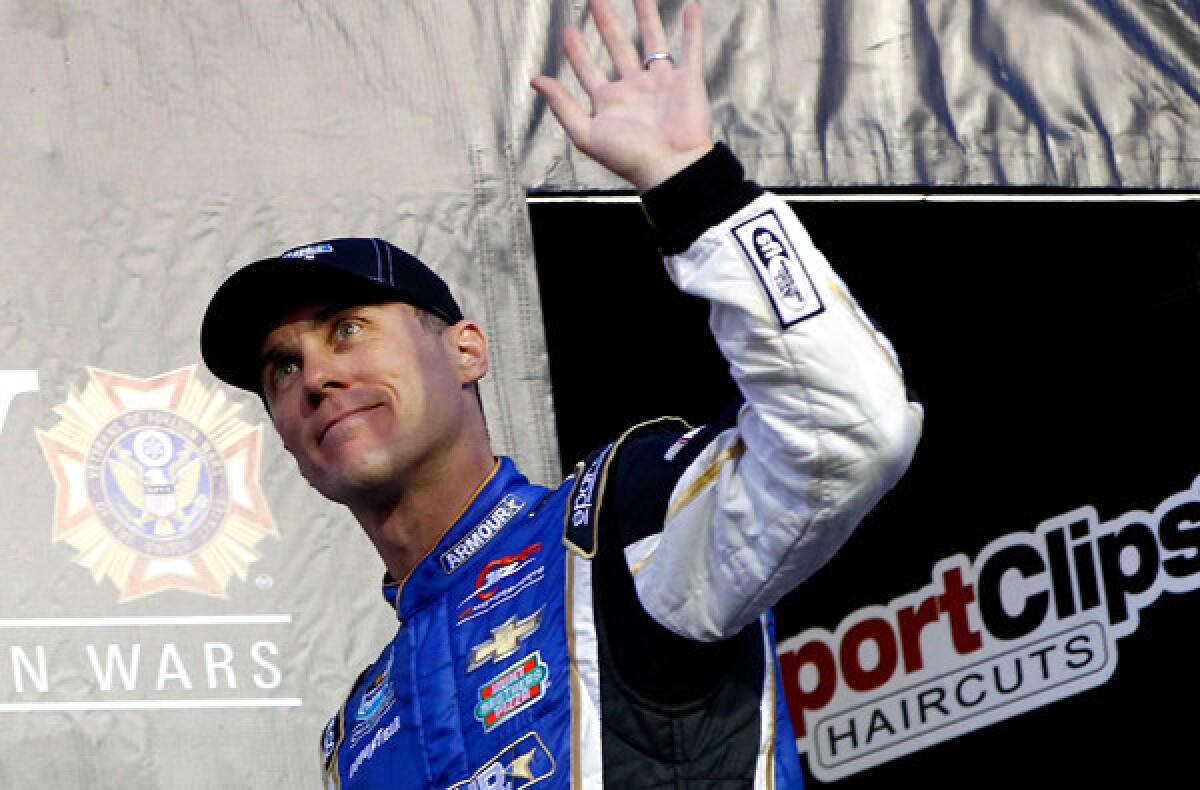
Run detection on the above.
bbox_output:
[201,0,921,786]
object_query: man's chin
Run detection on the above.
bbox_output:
[311,461,404,509]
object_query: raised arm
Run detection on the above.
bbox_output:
[538,0,923,641]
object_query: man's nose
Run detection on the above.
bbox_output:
[301,353,345,408]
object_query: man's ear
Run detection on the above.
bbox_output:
[448,320,489,384]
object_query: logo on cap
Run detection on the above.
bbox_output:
[281,243,334,260]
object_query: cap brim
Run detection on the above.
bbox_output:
[200,257,408,395]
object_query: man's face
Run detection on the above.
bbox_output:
[259,301,480,506]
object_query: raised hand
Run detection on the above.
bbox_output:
[532,0,713,192]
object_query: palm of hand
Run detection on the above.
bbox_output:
[532,0,714,192]
[582,69,712,189]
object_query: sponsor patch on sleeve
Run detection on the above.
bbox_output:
[663,426,704,462]
[563,443,614,557]
[732,209,825,328]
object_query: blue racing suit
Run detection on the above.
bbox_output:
[320,144,922,789]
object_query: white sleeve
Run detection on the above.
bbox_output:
[631,191,923,642]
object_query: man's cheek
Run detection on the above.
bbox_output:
[270,408,301,449]
[290,449,328,494]
[273,422,316,479]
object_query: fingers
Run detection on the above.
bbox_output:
[633,0,670,68]
[569,0,691,82]
[682,3,703,72]
[538,0,701,112]
[562,24,609,96]
[530,76,592,149]
[591,0,642,78]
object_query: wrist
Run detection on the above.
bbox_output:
[640,143,764,255]
[631,144,717,193]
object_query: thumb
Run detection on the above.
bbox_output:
[532,77,593,153]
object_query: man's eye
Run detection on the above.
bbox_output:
[334,320,362,340]
[275,361,299,380]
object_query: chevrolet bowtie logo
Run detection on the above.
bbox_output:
[467,607,544,672]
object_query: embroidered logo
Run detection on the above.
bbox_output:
[441,494,527,574]
[281,243,334,259]
[346,715,401,780]
[475,652,549,732]
[664,426,704,462]
[37,366,277,601]
[446,732,556,790]
[351,647,396,745]
[570,444,612,529]
[732,209,825,328]
[467,607,545,673]
[456,543,544,625]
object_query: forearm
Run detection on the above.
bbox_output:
[535,0,921,642]
[633,145,923,641]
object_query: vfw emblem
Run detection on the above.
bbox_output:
[37,366,277,601]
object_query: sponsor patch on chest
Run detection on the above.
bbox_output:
[446,732,556,789]
[468,607,545,673]
[456,542,545,625]
[350,646,396,746]
[441,494,527,574]
[474,651,550,732]
[732,209,825,328]
[346,715,402,780]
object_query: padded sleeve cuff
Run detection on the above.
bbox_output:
[640,142,764,255]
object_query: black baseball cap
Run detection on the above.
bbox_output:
[201,237,464,395]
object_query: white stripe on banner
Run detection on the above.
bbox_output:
[0,699,303,712]
[0,612,292,624]
[0,615,292,628]
[527,193,1200,204]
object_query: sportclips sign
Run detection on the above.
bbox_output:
[778,476,1200,781]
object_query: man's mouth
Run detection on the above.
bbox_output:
[317,404,380,446]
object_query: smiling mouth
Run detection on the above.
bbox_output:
[318,405,379,446]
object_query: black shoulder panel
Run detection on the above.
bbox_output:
[562,441,617,558]
[602,399,744,550]
[562,400,745,558]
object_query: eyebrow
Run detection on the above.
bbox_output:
[256,303,368,372]
[315,303,355,321]
[258,329,301,371]
[258,345,290,370]
[256,346,292,394]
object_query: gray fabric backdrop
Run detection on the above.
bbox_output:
[2,1,1195,787]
